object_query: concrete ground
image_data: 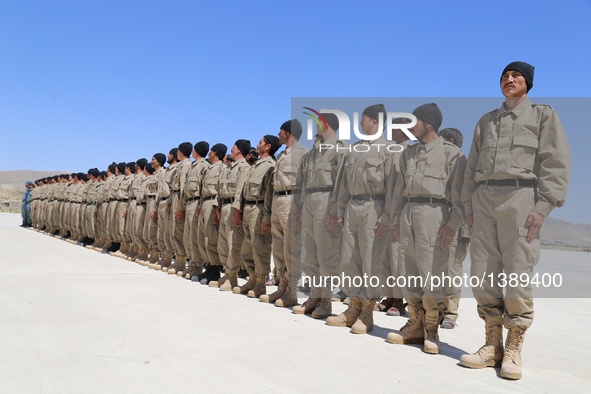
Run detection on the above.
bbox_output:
[1,212,590,394]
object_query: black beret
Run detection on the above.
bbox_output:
[153,153,166,166]
[501,61,535,92]
[264,134,282,155]
[321,113,339,131]
[413,103,443,130]
[194,141,209,158]
[211,143,227,159]
[88,168,100,178]
[281,119,303,139]
[362,104,387,121]
[178,142,193,158]
[136,158,147,170]
[235,139,251,157]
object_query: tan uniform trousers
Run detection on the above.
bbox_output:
[170,191,185,257]
[143,198,159,252]
[382,241,404,299]
[157,200,173,256]
[113,201,127,243]
[132,203,148,249]
[301,192,341,298]
[341,199,390,300]
[271,194,302,285]
[85,204,97,239]
[217,203,244,274]
[399,202,450,314]
[183,200,204,265]
[241,204,272,276]
[123,200,136,244]
[107,200,118,241]
[470,185,538,330]
[198,199,221,266]
[442,237,467,322]
[97,203,109,241]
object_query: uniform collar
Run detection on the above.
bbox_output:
[498,97,531,119]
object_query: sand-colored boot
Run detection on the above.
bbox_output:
[292,297,320,315]
[167,255,187,275]
[220,273,238,291]
[311,298,332,319]
[423,310,441,354]
[350,299,376,334]
[209,273,228,288]
[247,275,267,298]
[500,327,525,380]
[459,325,504,369]
[233,273,256,295]
[148,250,160,265]
[260,277,287,303]
[386,305,425,344]
[275,278,298,307]
[326,297,362,327]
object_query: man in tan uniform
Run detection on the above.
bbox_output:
[436,128,469,329]
[210,140,251,291]
[196,143,227,284]
[111,163,135,259]
[145,153,166,266]
[97,163,116,251]
[258,120,308,305]
[180,141,210,279]
[459,61,571,380]
[151,149,178,270]
[233,135,280,296]
[166,142,193,275]
[386,104,466,354]
[292,113,346,319]
[325,104,398,334]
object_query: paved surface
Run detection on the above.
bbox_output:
[1,212,590,393]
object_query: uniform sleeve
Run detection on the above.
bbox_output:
[391,150,409,226]
[446,150,467,231]
[378,150,398,227]
[461,122,483,217]
[232,165,249,212]
[262,165,274,225]
[534,107,571,217]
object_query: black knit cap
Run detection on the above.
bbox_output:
[321,113,339,131]
[362,104,387,122]
[88,168,100,178]
[264,134,281,155]
[108,162,117,173]
[412,103,443,130]
[136,158,147,171]
[153,153,166,166]
[145,163,155,175]
[126,162,136,173]
[169,148,178,157]
[281,119,303,139]
[235,139,251,157]
[211,143,227,159]
[117,162,126,174]
[194,141,209,158]
[501,61,535,92]
[178,142,193,158]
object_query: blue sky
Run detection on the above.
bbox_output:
[1,0,589,223]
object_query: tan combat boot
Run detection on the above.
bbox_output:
[311,298,332,319]
[275,279,298,307]
[183,264,201,280]
[326,297,363,327]
[500,327,525,380]
[350,299,376,334]
[386,305,425,344]
[220,273,238,291]
[234,274,256,295]
[292,297,320,315]
[167,255,187,275]
[260,277,287,303]
[157,252,173,271]
[247,276,267,298]
[209,273,228,288]
[148,250,160,265]
[459,325,504,369]
[423,309,441,354]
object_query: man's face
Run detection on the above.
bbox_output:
[410,119,429,141]
[151,157,158,168]
[278,129,289,144]
[257,138,268,156]
[501,70,527,98]
[360,115,377,135]
[231,144,239,158]
[167,153,174,164]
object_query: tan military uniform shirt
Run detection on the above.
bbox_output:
[218,157,250,211]
[462,97,571,217]
[183,158,210,205]
[241,156,275,225]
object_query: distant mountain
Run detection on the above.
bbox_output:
[0,170,68,191]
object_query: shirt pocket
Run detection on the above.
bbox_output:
[475,137,496,175]
[510,135,538,171]
[365,156,385,189]
[315,160,333,186]
[422,165,447,195]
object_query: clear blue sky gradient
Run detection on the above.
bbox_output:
[1,0,589,223]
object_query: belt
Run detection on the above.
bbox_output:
[117,198,129,202]
[306,187,332,193]
[479,179,536,188]
[408,196,449,205]
[351,194,385,201]
[274,189,298,196]
[147,195,157,199]
[245,199,263,205]
[159,196,168,201]
[221,198,234,205]
[138,201,146,206]
[202,195,216,201]
[171,189,180,193]
[187,197,200,202]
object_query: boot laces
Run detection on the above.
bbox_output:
[505,329,524,361]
